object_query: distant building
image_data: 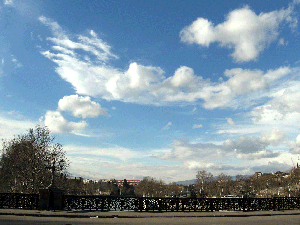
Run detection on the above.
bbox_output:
[67,177,83,182]
[116,179,141,187]
[254,172,262,178]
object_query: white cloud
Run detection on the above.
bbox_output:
[39,16,117,62]
[163,121,172,130]
[65,136,298,181]
[4,0,14,5]
[287,134,300,153]
[278,38,288,46]
[260,129,286,146]
[223,129,285,157]
[223,136,268,154]
[192,124,202,129]
[65,145,142,161]
[251,80,300,125]
[201,67,292,109]
[44,110,87,133]
[180,5,296,62]
[58,95,108,118]
[0,113,36,140]
[11,57,22,68]
[39,16,296,110]
[157,139,223,161]
[226,118,235,126]
[158,128,288,166]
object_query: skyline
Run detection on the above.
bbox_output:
[1,0,300,182]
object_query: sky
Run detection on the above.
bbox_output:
[1,0,300,183]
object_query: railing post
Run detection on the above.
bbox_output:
[242,198,246,212]
[210,198,214,212]
[175,198,179,211]
[139,197,143,212]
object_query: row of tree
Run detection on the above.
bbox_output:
[193,170,300,198]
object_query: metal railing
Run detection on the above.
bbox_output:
[1,193,299,211]
[0,193,39,209]
[62,195,300,212]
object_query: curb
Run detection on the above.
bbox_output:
[1,210,300,219]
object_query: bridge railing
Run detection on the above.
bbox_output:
[0,193,39,209]
[62,195,300,212]
[1,193,300,211]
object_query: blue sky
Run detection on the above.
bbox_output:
[1,0,300,182]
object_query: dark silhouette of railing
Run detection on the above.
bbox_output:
[0,193,39,209]
[1,193,300,211]
[62,195,300,212]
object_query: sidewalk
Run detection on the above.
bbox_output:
[1,208,300,218]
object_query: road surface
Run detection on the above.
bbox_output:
[1,214,299,225]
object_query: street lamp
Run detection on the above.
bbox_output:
[44,153,64,189]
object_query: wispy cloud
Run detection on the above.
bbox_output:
[4,0,14,6]
[0,112,36,140]
[163,121,172,130]
[192,124,202,129]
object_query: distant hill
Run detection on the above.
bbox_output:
[175,179,196,185]
[175,175,253,185]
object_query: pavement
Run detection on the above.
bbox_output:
[0,208,300,219]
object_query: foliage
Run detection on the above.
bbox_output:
[0,126,69,194]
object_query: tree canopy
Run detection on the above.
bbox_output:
[0,126,69,194]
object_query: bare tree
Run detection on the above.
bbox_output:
[135,177,166,197]
[196,170,213,197]
[0,126,69,194]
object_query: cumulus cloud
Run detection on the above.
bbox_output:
[223,136,269,154]
[180,5,297,62]
[44,110,87,133]
[58,95,108,118]
[223,129,285,157]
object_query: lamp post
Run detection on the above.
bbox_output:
[44,153,65,189]
[39,153,65,210]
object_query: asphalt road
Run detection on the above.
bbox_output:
[1,215,300,225]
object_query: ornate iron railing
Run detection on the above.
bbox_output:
[1,193,299,211]
[62,195,300,212]
[0,193,39,209]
